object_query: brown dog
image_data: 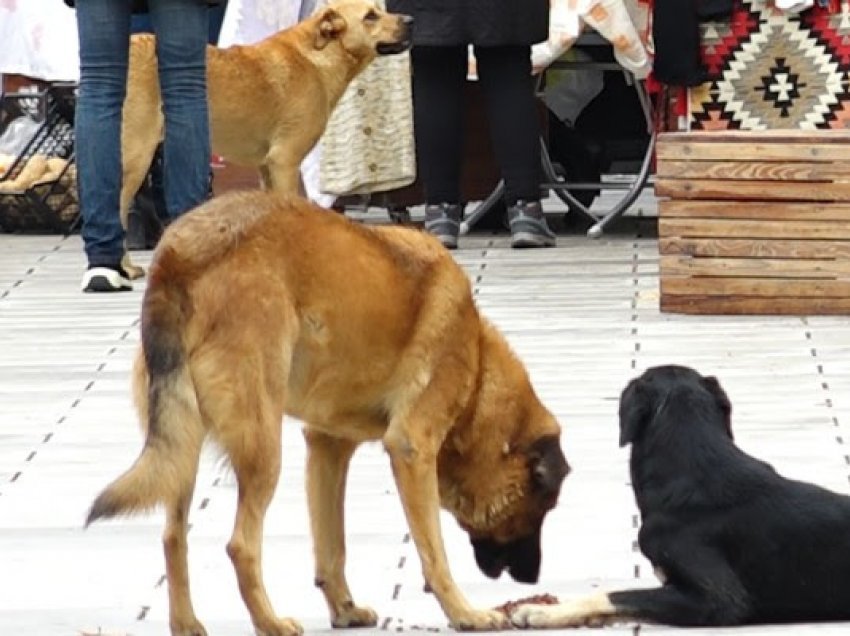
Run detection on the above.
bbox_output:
[86,191,570,636]
[119,0,412,278]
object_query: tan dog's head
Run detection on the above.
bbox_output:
[314,0,413,56]
[466,434,569,584]
[439,353,570,585]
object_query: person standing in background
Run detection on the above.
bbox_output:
[65,0,220,292]
[385,0,556,249]
[124,1,227,251]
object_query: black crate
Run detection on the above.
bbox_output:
[0,84,79,233]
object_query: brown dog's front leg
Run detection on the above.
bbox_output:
[261,148,304,194]
[304,429,378,628]
[384,427,509,631]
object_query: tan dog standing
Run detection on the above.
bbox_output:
[86,191,570,636]
[119,0,412,278]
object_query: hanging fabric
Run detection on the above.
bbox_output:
[318,0,416,196]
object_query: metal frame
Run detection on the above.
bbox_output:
[461,39,656,238]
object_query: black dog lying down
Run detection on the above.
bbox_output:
[512,364,850,628]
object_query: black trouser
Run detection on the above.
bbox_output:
[411,44,541,207]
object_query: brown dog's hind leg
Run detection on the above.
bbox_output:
[224,419,302,636]
[164,491,207,636]
[304,429,377,628]
[120,118,162,279]
[120,156,156,280]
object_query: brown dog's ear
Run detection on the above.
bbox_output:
[315,7,347,49]
[618,378,652,447]
[528,435,570,498]
[701,375,733,439]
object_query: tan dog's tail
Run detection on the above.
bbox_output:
[86,246,204,525]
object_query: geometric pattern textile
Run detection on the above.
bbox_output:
[690,0,850,129]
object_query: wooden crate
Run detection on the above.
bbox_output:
[655,130,850,315]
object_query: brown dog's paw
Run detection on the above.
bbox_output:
[120,252,146,280]
[450,608,511,631]
[170,616,209,636]
[331,604,378,628]
[125,263,146,280]
[254,617,303,636]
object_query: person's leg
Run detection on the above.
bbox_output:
[148,0,211,221]
[208,2,227,44]
[475,45,555,248]
[412,45,466,205]
[411,45,467,248]
[74,0,134,290]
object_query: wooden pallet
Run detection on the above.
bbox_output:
[656,131,850,315]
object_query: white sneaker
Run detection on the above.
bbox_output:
[81,266,132,293]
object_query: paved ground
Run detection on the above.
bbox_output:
[1,206,849,636]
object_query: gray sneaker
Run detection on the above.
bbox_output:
[507,200,556,248]
[424,203,463,249]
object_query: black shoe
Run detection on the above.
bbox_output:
[424,203,463,249]
[81,265,132,292]
[508,200,556,248]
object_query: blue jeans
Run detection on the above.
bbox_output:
[74,0,211,267]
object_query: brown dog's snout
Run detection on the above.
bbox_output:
[398,14,413,41]
[376,14,413,55]
[471,527,543,584]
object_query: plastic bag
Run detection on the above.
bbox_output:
[0,116,42,158]
[543,49,605,126]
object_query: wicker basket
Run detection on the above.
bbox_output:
[0,84,79,233]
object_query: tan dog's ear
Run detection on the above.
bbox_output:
[528,435,570,498]
[315,8,347,49]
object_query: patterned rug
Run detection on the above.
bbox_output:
[690,0,850,129]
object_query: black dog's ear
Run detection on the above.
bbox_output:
[528,435,570,498]
[315,8,347,49]
[701,375,733,439]
[618,378,652,447]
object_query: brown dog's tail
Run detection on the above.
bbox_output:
[86,245,205,526]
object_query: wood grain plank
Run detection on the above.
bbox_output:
[659,130,850,143]
[658,218,850,240]
[658,237,850,259]
[660,276,850,297]
[660,295,850,315]
[655,178,850,201]
[657,130,850,163]
[660,255,850,279]
[658,200,850,221]
[656,143,850,162]
[655,160,850,182]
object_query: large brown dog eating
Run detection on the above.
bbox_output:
[120,0,412,278]
[86,191,570,636]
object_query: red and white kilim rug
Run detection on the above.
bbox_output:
[690,0,850,130]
